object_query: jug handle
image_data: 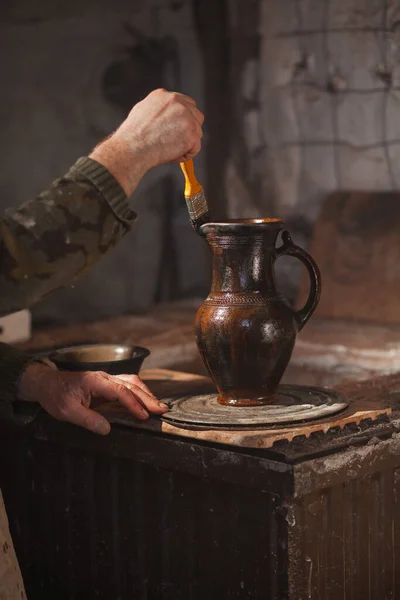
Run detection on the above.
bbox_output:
[275,230,321,331]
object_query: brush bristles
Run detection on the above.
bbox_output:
[185,189,209,222]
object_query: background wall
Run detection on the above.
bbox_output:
[227,0,400,299]
[1,0,399,323]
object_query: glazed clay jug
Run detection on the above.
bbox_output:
[195,218,321,406]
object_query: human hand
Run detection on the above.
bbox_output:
[90,89,204,195]
[17,363,168,435]
[114,88,204,166]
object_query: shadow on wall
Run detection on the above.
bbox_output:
[101,22,179,113]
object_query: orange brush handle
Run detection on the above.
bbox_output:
[180,159,203,198]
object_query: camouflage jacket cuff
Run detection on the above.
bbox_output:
[72,157,137,227]
[0,342,42,425]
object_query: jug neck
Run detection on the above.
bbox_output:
[202,222,282,294]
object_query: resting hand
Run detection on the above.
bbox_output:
[17,364,168,435]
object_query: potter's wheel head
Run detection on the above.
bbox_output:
[162,385,348,428]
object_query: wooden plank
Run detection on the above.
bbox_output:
[94,368,392,450]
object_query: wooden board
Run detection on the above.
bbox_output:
[95,369,391,450]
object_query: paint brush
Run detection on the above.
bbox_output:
[180,159,210,231]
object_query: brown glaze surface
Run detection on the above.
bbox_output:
[195,220,321,406]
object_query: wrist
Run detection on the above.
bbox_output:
[90,133,153,196]
[17,362,54,403]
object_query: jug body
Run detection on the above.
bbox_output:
[194,219,321,406]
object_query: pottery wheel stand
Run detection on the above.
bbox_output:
[96,369,392,450]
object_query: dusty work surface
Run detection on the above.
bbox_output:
[17,300,400,388]
[19,300,203,374]
[93,368,394,450]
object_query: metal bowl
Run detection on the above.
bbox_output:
[47,344,150,375]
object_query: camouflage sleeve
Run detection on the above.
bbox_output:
[0,156,136,423]
[0,156,136,316]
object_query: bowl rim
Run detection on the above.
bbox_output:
[200,218,284,234]
[48,343,151,365]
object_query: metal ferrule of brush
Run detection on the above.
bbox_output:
[184,189,210,230]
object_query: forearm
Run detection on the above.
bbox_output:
[89,135,149,197]
[0,88,203,317]
[0,157,136,316]
[0,88,204,428]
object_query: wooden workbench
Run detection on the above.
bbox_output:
[0,368,399,599]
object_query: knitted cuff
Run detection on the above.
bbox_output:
[72,157,137,227]
[0,343,44,425]
[0,343,33,405]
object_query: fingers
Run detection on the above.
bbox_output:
[62,403,111,436]
[171,91,197,107]
[184,103,204,127]
[152,89,197,109]
[196,121,204,138]
[88,374,151,421]
[114,374,169,414]
[173,156,188,164]
[115,374,155,398]
[164,89,204,126]
[184,138,202,162]
[191,106,205,126]
[173,134,202,163]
